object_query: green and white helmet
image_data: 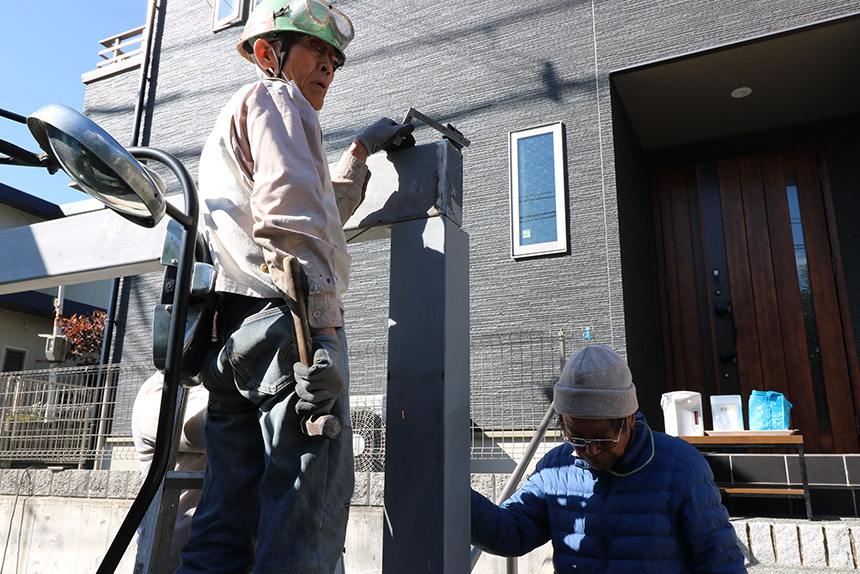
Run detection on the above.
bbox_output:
[238,0,354,64]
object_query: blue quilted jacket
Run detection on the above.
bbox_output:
[471,414,746,573]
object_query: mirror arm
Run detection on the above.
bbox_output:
[165,200,196,230]
[129,146,199,231]
[0,138,59,172]
[0,107,27,124]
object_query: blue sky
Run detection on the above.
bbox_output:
[0,1,149,206]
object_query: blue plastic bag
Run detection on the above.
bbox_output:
[748,390,793,430]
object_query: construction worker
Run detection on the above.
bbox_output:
[175,1,414,572]
[470,345,746,573]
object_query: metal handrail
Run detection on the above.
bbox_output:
[96,26,146,67]
[470,403,557,572]
[82,25,146,83]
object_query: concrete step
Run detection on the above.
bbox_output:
[735,517,860,571]
[536,517,860,572]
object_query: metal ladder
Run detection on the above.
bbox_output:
[134,385,206,574]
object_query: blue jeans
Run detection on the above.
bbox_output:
[177,298,354,574]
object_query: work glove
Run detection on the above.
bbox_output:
[293,334,345,416]
[356,117,415,155]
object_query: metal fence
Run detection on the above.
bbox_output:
[0,330,594,468]
[348,340,388,472]
[470,330,582,460]
[0,362,149,467]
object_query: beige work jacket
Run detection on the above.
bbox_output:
[198,78,369,328]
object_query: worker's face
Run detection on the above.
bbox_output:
[562,414,635,471]
[281,36,339,110]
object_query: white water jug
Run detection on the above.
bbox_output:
[660,391,704,436]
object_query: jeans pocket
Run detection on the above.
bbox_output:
[226,304,299,410]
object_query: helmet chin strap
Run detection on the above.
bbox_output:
[254,40,290,82]
[270,57,289,82]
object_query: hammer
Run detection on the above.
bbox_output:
[284,257,342,439]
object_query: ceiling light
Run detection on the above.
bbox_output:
[731,87,752,99]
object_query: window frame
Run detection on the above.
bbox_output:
[508,122,568,259]
[212,0,244,32]
[2,347,27,372]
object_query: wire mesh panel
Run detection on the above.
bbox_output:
[0,362,149,466]
[470,329,587,460]
[346,328,593,468]
[348,340,388,473]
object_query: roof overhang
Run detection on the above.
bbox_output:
[611,14,860,151]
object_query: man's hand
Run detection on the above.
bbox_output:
[294,333,344,416]
[356,117,415,155]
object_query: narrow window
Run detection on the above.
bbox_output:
[509,123,568,258]
[785,173,830,429]
[2,348,26,372]
[212,0,243,32]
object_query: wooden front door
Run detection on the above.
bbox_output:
[653,148,860,453]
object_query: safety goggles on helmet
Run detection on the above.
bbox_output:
[238,0,353,66]
[276,0,354,44]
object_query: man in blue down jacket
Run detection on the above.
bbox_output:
[471,344,747,573]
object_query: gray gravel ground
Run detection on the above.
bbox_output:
[748,566,855,573]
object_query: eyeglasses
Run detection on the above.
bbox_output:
[303,36,344,70]
[564,420,625,451]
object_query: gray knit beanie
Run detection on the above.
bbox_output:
[552,344,638,418]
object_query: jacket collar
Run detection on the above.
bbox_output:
[571,412,654,476]
[609,412,654,476]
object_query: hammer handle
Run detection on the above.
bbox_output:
[285,258,341,439]
[287,257,313,366]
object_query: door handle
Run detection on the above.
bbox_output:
[715,300,738,371]
[715,302,732,317]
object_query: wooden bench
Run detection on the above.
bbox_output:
[679,432,812,519]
